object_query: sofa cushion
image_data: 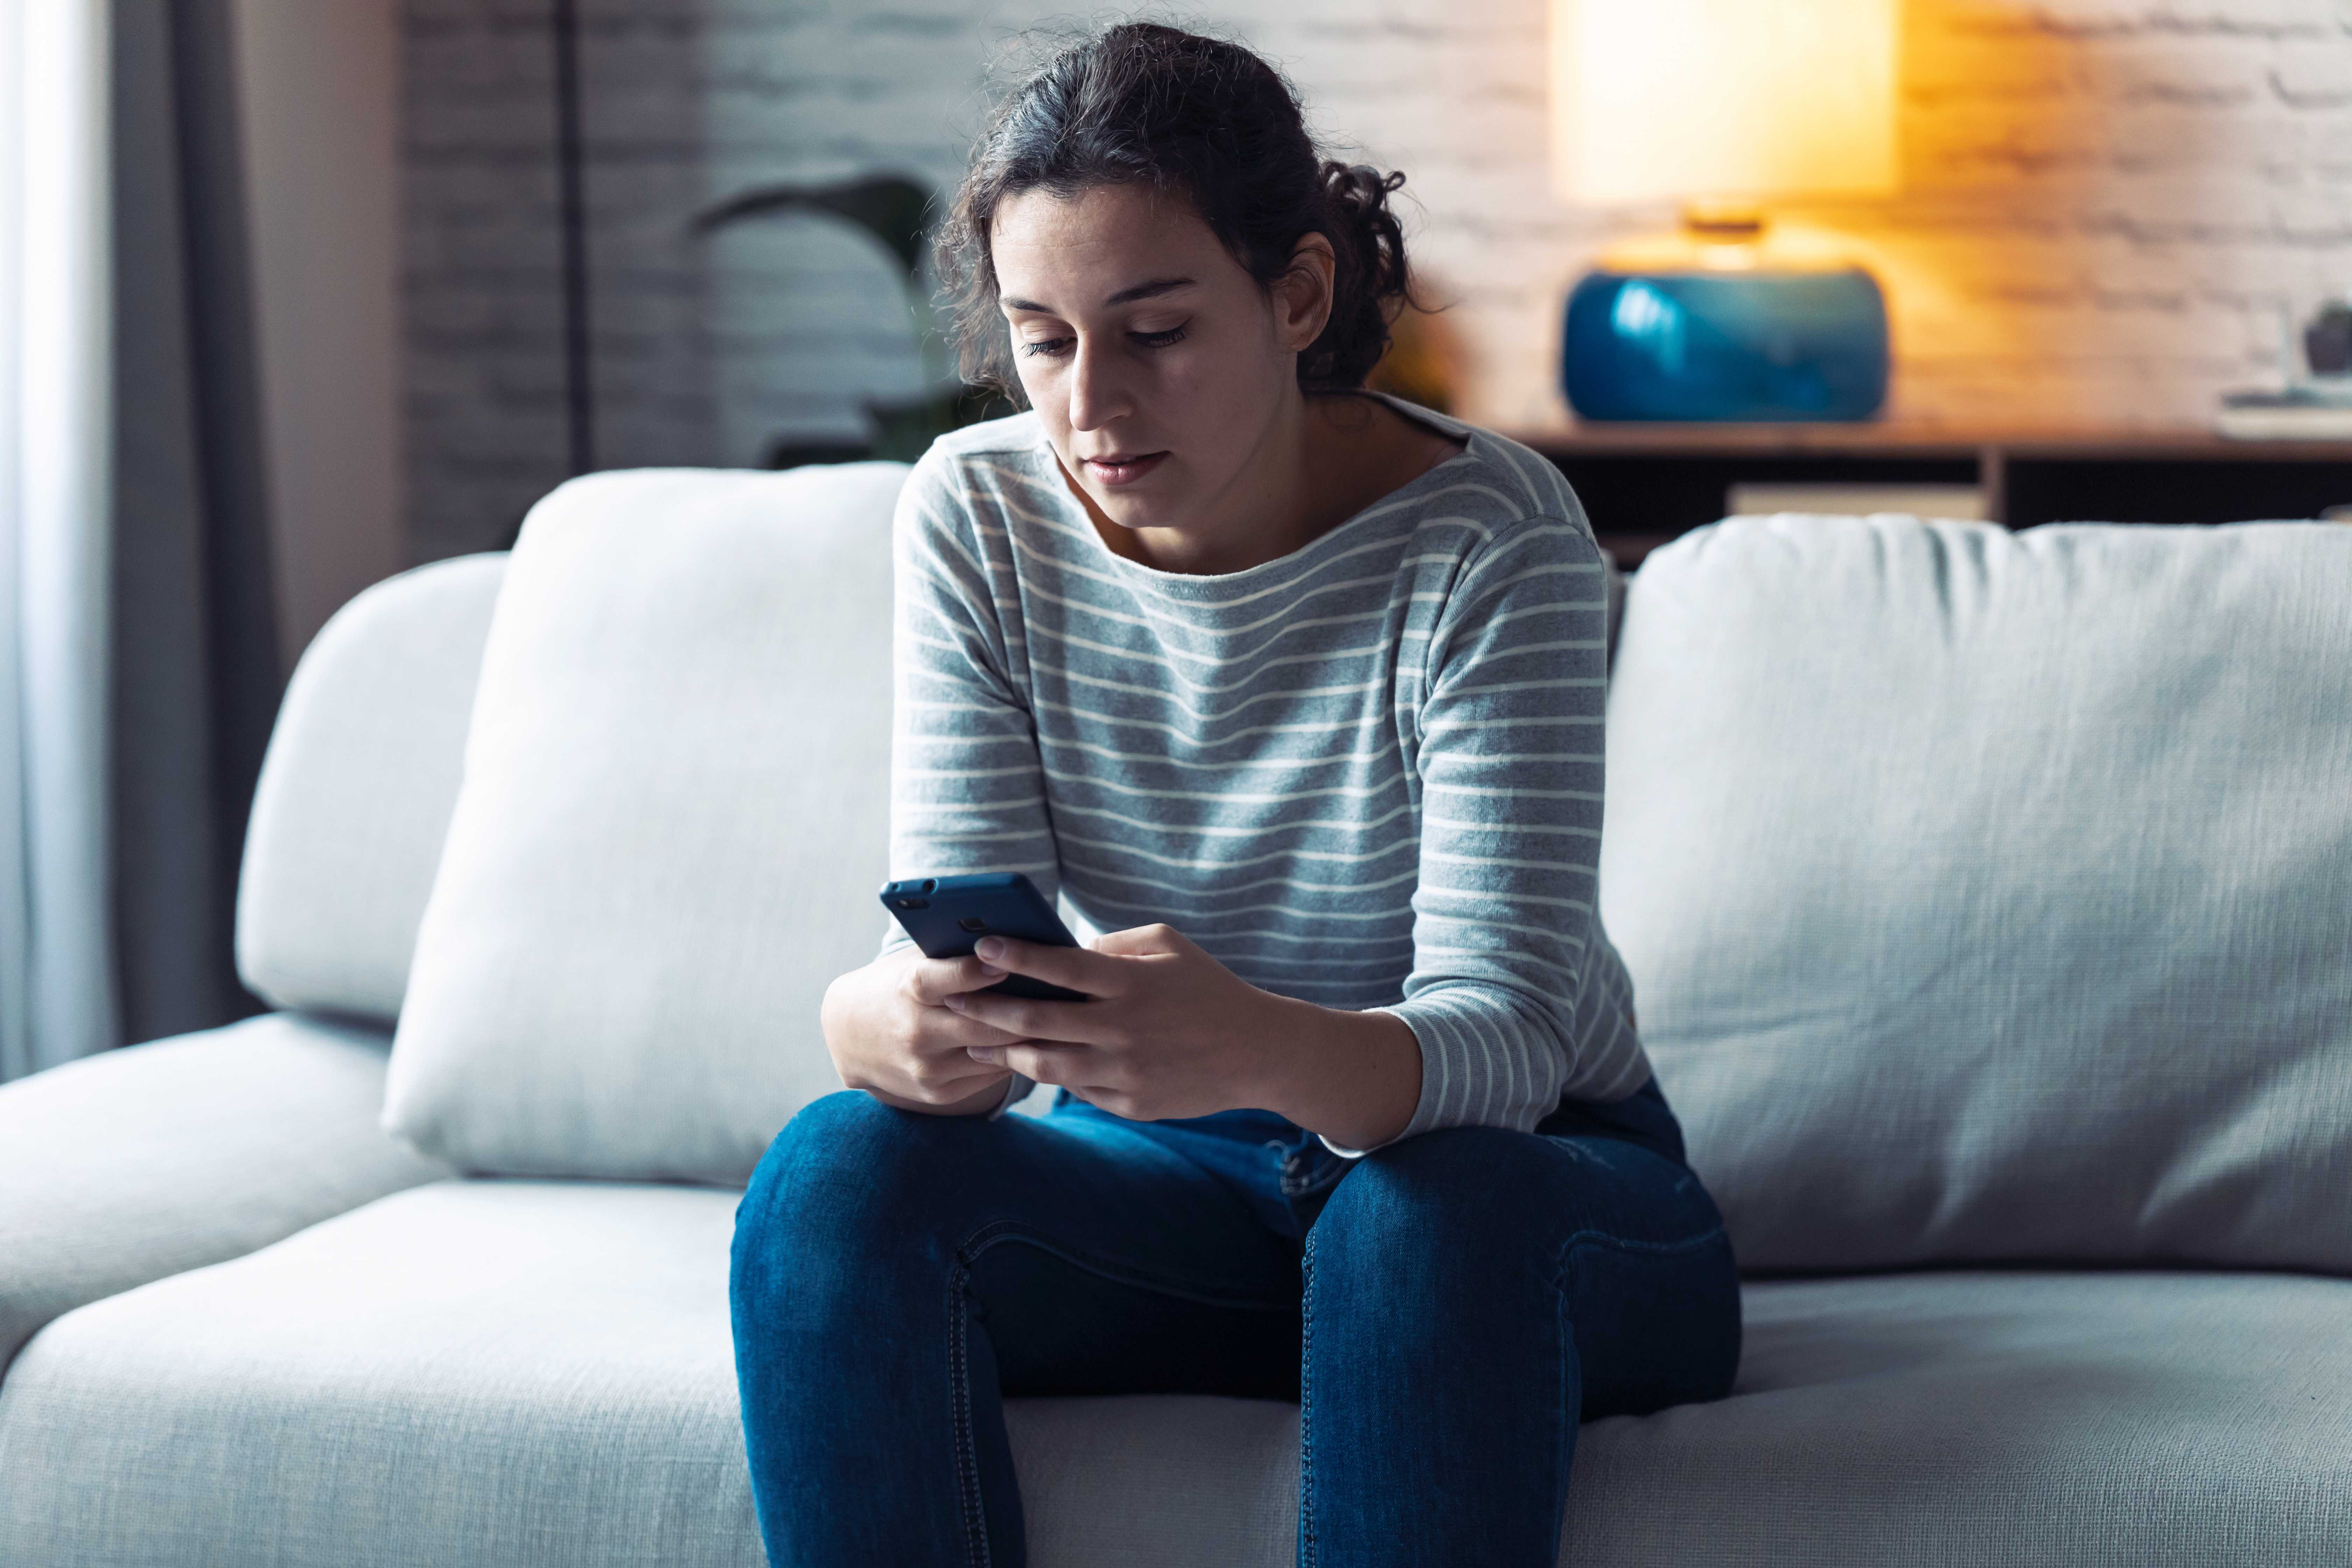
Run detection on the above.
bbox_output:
[1558,1269,2352,1565]
[0,1013,448,1372]
[1029,1270,2352,1566]
[0,1181,762,1568]
[237,554,506,1023]
[382,466,905,1183]
[1601,516,2352,1273]
[4,1178,2345,1567]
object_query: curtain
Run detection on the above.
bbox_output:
[1,0,117,1083]
[2,0,283,1084]
[109,0,281,1048]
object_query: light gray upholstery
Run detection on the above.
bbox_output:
[236,553,507,1023]
[0,1181,759,1568]
[1603,516,2352,1274]
[384,467,903,1184]
[1559,1270,2352,1566]
[5,1174,2346,1566]
[1030,1272,2352,1566]
[9,495,2344,1564]
[1011,1395,1304,1566]
[0,1013,448,1373]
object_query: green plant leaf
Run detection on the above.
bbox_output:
[692,175,934,281]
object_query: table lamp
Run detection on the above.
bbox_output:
[1551,0,1899,421]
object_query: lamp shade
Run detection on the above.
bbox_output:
[1550,0,1898,206]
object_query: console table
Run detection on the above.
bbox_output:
[1507,423,2352,565]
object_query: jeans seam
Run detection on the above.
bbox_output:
[1298,1225,1318,1568]
[947,1260,992,1568]
[1555,1254,1577,1542]
[1546,1222,1729,1277]
[955,1219,1298,1313]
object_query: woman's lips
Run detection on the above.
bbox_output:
[1082,451,1168,487]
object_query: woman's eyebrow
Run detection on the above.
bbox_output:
[1000,276,1196,315]
[1103,276,1195,306]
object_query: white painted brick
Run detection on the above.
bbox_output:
[402,0,2352,556]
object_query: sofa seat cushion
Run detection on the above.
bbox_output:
[5,1181,2347,1568]
[0,1013,449,1373]
[0,1180,763,1568]
[1027,1271,2352,1567]
[1560,1269,2352,1566]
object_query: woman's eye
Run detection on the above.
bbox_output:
[1017,324,1186,358]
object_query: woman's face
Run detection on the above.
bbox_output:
[992,182,1328,545]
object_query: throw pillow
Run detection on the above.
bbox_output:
[382,464,905,1183]
[1603,515,2352,1273]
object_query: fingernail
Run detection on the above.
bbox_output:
[975,936,1006,962]
[944,995,967,1012]
[967,1045,997,1064]
[978,965,1006,979]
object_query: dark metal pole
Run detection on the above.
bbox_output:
[552,0,594,475]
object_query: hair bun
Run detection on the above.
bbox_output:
[1312,163,1412,383]
[1327,163,1406,215]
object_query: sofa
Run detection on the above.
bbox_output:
[3,461,2348,1567]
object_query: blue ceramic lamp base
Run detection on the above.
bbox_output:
[1562,267,1889,422]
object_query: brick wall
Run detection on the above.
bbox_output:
[1852,1,2352,426]
[402,0,2352,560]
[404,0,711,563]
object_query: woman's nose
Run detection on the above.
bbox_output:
[1066,336,1131,432]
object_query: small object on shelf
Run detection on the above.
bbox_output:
[2305,301,2352,377]
[1564,262,1888,422]
[1725,481,1983,521]
[1549,0,1899,423]
[2216,386,2352,442]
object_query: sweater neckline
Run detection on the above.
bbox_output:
[1038,393,1479,598]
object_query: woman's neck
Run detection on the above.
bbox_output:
[1073,392,1463,578]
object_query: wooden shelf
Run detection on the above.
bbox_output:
[1502,421,2352,564]
[1505,421,2352,461]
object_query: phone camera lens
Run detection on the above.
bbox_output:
[919,878,938,895]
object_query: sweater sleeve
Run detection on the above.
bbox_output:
[886,457,1062,1113]
[887,456,1061,907]
[1358,514,1649,1150]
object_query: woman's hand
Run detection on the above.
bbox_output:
[820,948,1029,1115]
[946,924,1422,1146]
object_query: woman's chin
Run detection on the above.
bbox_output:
[1088,489,1189,540]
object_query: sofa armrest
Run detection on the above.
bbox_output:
[0,1013,450,1371]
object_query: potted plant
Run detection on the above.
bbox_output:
[693,174,1015,468]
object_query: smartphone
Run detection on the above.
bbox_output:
[879,872,1089,1002]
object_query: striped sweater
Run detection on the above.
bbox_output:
[888,397,1649,1146]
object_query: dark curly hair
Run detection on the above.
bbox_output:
[936,23,1417,402]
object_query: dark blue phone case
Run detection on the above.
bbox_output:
[879,873,1088,1002]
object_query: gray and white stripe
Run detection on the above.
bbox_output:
[888,399,1650,1147]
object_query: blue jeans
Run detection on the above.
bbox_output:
[731,1083,1739,1566]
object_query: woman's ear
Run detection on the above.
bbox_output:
[1273,233,1337,354]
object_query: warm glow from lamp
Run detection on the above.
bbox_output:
[1550,0,1898,211]
[1547,0,1902,419]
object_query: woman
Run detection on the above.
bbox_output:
[731,23,1739,1566]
